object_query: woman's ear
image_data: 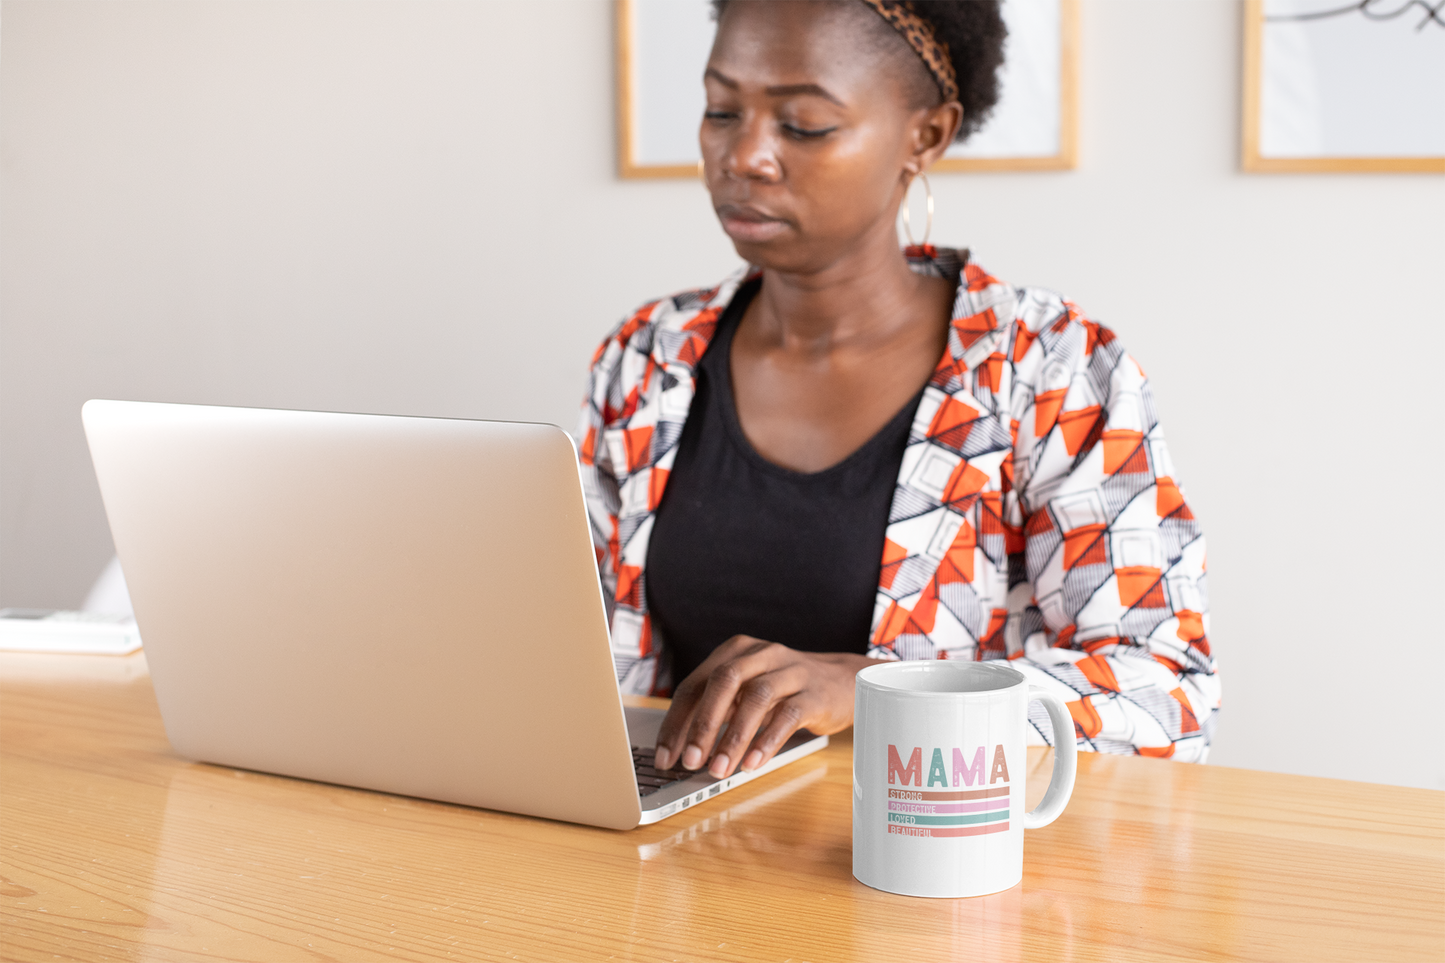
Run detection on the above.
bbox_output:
[904,101,964,175]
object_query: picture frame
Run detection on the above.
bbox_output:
[1241,0,1445,173]
[616,0,1079,179]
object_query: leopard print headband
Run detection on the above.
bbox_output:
[856,0,959,104]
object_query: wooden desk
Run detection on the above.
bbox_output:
[2,652,1441,962]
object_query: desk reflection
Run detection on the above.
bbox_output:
[635,765,829,861]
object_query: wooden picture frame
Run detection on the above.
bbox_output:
[1241,0,1445,174]
[615,0,703,179]
[616,0,1080,179]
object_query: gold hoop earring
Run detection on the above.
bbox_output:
[901,172,933,249]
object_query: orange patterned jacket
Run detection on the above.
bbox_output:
[578,249,1219,760]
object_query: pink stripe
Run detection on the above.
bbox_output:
[888,799,1010,815]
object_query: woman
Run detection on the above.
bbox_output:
[580,0,1218,781]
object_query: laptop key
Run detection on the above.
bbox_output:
[631,745,691,798]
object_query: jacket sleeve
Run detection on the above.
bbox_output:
[577,318,630,629]
[1003,309,1219,761]
[577,301,670,694]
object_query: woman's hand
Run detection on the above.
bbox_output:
[652,636,875,778]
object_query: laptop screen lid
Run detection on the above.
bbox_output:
[83,400,644,829]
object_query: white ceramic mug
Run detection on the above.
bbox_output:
[852,660,1077,898]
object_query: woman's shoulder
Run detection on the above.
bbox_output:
[589,264,756,372]
[950,257,1131,380]
[912,247,1097,348]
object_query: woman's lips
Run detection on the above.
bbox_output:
[716,204,790,243]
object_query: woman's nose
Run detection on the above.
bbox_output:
[723,116,782,183]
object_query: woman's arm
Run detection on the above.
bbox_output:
[577,325,626,624]
[1003,313,1219,760]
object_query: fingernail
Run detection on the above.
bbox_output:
[654,747,671,770]
[741,749,763,772]
[682,745,703,770]
[709,753,730,778]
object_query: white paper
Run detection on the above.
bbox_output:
[0,610,143,655]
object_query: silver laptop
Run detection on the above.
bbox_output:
[82,399,826,829]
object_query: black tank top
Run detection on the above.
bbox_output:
[645,278,925,684]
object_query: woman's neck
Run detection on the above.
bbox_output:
[748,224,942,355]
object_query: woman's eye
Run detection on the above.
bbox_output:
[704,110,738,123]
[783,123,837,140]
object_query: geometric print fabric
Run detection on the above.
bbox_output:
[578,248,1220,762]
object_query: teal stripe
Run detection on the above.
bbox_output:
[888,810,1011,827]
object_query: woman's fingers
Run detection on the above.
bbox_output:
[705,663,810,778]
[741,694,811,772]
[652,635,765,770]
[677,642,788,772]
[653,643,870,777]
[652,674,704,771]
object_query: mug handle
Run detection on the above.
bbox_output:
[1022,685,1078,830]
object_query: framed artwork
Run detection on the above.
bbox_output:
[615,0,1079,179]
[1242,0,1445,173]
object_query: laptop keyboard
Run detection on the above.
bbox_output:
[631,745,692,797]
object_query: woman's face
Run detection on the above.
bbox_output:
[700,1,959,274]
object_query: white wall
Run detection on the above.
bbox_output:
[2,0,1441,790]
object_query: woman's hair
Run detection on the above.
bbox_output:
[711,0,1008,142]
